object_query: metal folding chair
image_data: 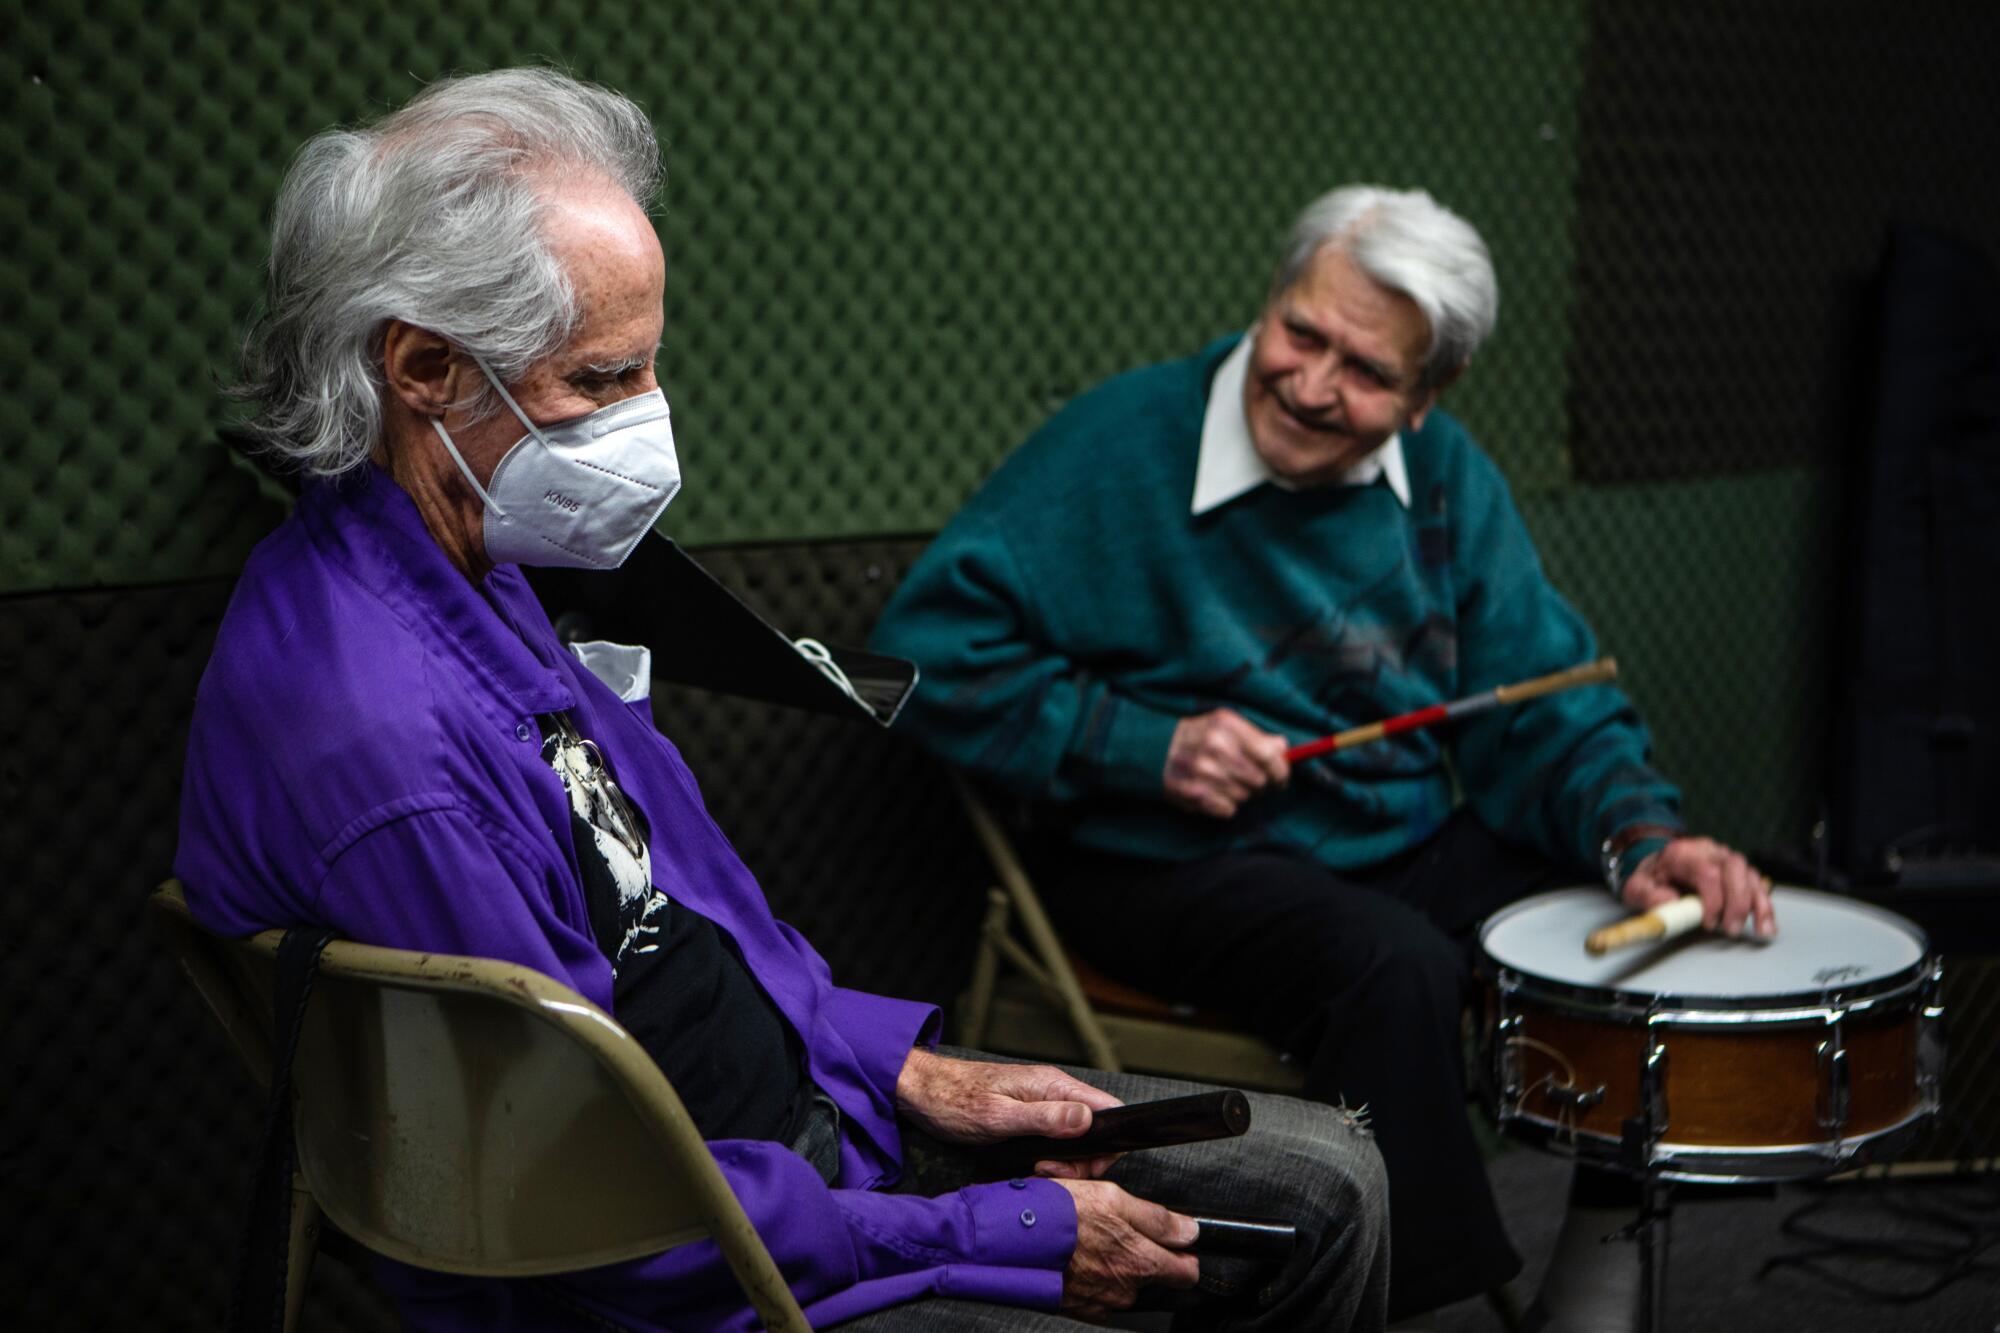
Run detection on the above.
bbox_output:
[950,783,1305,1094]
[148,880,811,1332]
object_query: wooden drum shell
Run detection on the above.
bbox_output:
[1490,992,1923,1151]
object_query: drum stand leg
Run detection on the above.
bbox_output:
[1601,1171,1672,1331]
[1635,1173,1672,1333]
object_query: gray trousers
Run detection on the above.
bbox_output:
[833,1053,1390,1332]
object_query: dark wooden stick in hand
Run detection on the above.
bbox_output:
[1006,1090,1252,1163]
[1187,1215,1297,1262]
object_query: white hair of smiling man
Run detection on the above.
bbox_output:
[233,66,662,478]
[1270,184,1500,389]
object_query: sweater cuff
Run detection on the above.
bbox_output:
[1084,695,1182,800]
[1598,820,1683,895]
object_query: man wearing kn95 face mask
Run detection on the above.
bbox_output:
[175,68,1388,1333]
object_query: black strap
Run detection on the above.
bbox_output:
[228,927,333,1333]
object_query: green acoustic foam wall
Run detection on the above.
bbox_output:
[1,0,1588,592]
[651,0,1588,549]
[1523,470,1839,856]
[1568,1,2000,485]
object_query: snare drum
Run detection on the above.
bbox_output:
[1477,886,1943,1182]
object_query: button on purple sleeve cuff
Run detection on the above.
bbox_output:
[962,1176,1077,1279]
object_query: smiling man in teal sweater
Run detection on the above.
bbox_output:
[873,186,1773,1329]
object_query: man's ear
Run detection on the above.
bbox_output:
[381,320,461,417]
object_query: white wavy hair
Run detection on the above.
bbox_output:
[1269,185,1498,387]
[232,67,662,477]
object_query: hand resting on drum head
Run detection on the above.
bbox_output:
[1620,834,1776,939]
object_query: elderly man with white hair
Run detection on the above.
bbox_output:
[872,186,1774,1328]
[176,68,1390,1332]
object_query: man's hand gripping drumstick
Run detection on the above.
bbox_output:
[1593,845,1778,954]
[1164,659,1622,819]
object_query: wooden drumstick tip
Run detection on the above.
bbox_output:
[1586,895,1703,956]
[1492,657,1619,706]
[1586,913,1665,955]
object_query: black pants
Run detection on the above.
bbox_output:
[1043,811,1563,1321]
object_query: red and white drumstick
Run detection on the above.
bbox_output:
[1284,658,1620,765]
[1585,896,1704,956]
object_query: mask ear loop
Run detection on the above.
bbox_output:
[429,417,509,518]
[472,352,556,451]
[429,352,539,520]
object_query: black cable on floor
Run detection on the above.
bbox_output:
[1754,1170,2000,1303]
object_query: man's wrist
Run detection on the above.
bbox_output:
[896,1046,939,1111]
[1599,823,1679,896]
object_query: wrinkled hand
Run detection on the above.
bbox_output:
[895,1049,1125,1178]
[1164,708,1290,818]
[1621,835,1777,938]
[1054,1179,1200,1318]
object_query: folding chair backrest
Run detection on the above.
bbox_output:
[152,880,279,1088]
[148,882,809,1331]
[288,944,723,1274]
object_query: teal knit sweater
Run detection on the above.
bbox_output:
[872,335,1681,876]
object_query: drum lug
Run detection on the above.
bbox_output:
[1494,972,1525,1109]
[1642,1037,1668,1131]
[1917,959,1946,1113]
[1815,1011,1850,1135]
[1622,1030,1670,1168]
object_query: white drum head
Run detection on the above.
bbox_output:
[1479,886,1926,998]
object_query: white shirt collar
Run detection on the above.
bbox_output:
[1191,333,1410,515]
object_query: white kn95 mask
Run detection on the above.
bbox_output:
[429,354,682,570]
